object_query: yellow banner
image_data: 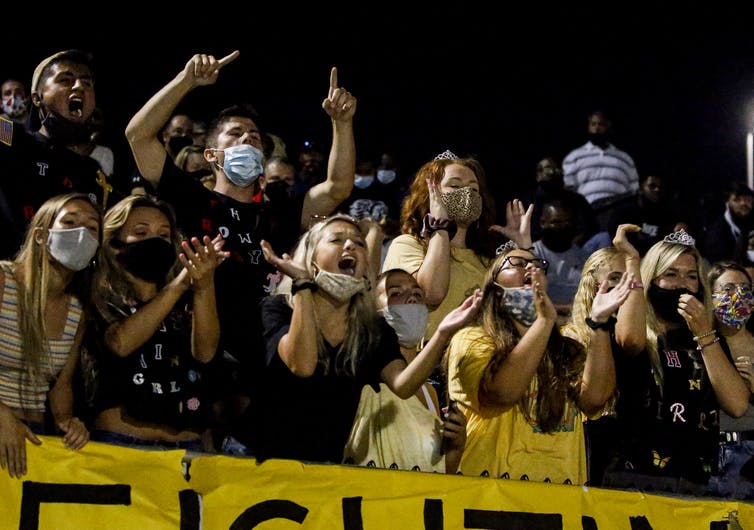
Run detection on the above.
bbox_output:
[1,436,753,529]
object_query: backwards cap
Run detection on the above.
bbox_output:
[30,49,93,97]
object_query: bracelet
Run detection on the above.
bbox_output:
[420,213,457,239]
[629,280,644,290]
[693,329,716,342]
[291,277,317,296]
[585,316,617,331]
[696,336,721,351]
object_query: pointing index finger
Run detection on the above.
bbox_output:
[218,50,240,67]
[330,67,338,89]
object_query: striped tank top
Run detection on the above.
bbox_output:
[0,272,82,413]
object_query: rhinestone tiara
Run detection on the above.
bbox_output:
[434,149,459,161]
[662,229,695,246]
[496,240,519,255]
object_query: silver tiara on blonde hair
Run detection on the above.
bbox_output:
[496,240,519,255]
[663,229,695,247]
[434,150,459,161]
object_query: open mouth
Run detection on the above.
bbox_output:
[68,98,83,118]
[338,255,357,276]
[523,274,533,286]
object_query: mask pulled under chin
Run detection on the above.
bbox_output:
[314,269,367,302]
[41,109,93,145]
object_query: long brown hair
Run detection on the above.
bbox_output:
[476,249,586,432]
[400,156,497,258]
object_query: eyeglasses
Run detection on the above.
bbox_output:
[715,283,753,295]
[499,255,549,273]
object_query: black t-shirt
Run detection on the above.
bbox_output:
[245,294,403,463]
[0,124,120,258]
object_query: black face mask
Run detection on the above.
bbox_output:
[113,237,177,284]
[587,131,610,148]
[167,135,194,158]
[540,226,576,253]
[537,180,563,195]
[264,179,294,203]
[42,110,92,145]
[648,284,700,324]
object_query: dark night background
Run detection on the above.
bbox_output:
[5,8,754,217]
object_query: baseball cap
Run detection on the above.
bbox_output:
[30,49,93,97]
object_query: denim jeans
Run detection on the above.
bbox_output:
[708,440,754,500]
[90,429,202,452]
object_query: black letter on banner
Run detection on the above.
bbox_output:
[20,481,130,530]
[179,489,201,530]
[465,509,562,529]
[628,516,654,530]
[582,516,597,530]
[425,498,443,530]
[229,499,308,529]
[342,497,363,530]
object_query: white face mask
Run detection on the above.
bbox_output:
[381,303,429,348]
[314,269,367,302]
[353,174,374,189]
[214,144,264,187]
[47,227,99,271]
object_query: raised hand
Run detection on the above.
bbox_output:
[183,51,240,88]
[678,292,715,337]
[591,271,633,322]
[489,199,534,248]
[612,223,641,259]
[0,406,41,479]
[427,178,449,219]
[437,289,482,335]
[260,239,310,280]
[532,268,557,322]
[322,67,356,122]
[178,235,225,291]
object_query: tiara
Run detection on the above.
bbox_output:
[434,150,459,161]
[496,240,519,255]
[663,229,695,246]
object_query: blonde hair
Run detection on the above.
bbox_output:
[563,247,624,347]
[276,213,381,377]
[3,192,101,386]
[640,240,710,387]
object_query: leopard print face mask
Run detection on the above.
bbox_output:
[441,186,483,226]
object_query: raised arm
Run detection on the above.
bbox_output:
[382,289,482,397]
[301,67,356,229]
[125,51,240,187]
[415,179,452,306]
[612,224,646,355]
[489,199,534,249]
[260,240,320,376]
[480,270,556,407]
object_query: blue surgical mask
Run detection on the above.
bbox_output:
[376,169,396,185]
[354,174,374,189]
[214,144,264,188]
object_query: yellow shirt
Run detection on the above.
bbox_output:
[447,326,587,484]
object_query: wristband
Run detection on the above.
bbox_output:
[420,213,457,239]
[585,316,617,332]
[693,329,716,342]
[696,336,721,351]
[629,280,644,290]
[291,277,317,296]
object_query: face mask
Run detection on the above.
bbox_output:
[353,175,374,189]
[215,144,264,188]
[314,269,367,303]
[537,180,563,195]
[2,95,29,120]
[588,131,610,148]
[264,179,293,203]
[167,135,193,158]
[47,227,99,271]
[501,286,537,326]
[441,186,483,226]
[376,169,396,185]
[713,288,754,329]
[114,237,177,284]
[648,284,691,324]
[382,304,429,348]
[41,110,92,145]
[540,226,576,253]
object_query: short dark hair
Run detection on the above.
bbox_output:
[205,103,260,147]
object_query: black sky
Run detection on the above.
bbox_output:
[6,8,754,211]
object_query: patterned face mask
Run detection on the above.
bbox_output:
[500,285,537,326]
[713,286,754,329]
[441,187,482,226]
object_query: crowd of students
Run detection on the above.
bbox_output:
[2,49,754,503]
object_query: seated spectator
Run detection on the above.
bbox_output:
[0,192,100,477]
[344,269,470,473]
[701,181,754,266]
[1,78,31,125]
